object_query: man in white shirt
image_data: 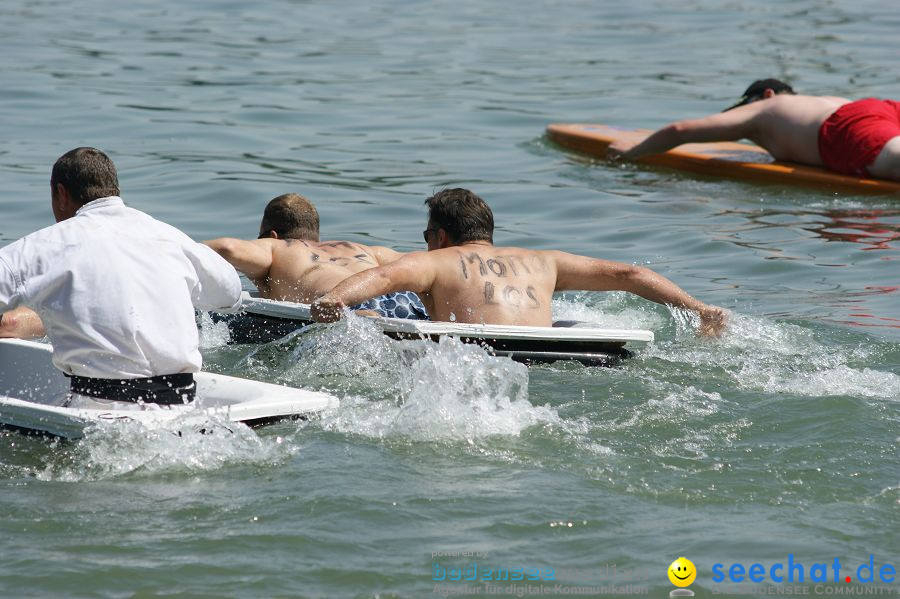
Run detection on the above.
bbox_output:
[0,147,242,408]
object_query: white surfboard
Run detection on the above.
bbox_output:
[0,338,338,439]
[221,292,654,366]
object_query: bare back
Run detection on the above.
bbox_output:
[750,94,850,164]
[425,244,558,326]
[263,240,384,303]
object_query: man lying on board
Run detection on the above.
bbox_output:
[0,147,242,408]
[204,193,428,320]
[310,188,727,336]
[607,78,900,182]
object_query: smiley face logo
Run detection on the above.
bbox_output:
[668,557,696,587]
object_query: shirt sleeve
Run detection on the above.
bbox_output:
[0,248,25,313]
[185,242,243,312]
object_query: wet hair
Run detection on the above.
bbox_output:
[259,193,320,240]
[424,188,494,244]
[723,78,796,111]
[50,147,120,205]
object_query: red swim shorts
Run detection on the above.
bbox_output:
[818,98,900,177]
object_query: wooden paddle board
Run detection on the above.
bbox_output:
[546,123,900,194]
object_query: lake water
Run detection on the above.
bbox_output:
[0,0,898,597]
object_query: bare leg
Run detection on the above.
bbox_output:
[867,136,900,181]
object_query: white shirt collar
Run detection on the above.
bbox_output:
[75,196,124,215]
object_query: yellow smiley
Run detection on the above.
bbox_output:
[668,557,697,587]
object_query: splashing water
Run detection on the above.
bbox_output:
[197,311,232,349]
[552,292,667,331]
[641,311,899,399]
[29,412,297,482]
[254,315,558,442]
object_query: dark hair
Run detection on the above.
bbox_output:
[424,188,494,244]
[724,78,796,111]
[50,147,120,205]
[260,193,320,240]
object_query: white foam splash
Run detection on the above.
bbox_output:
[643,312,900,399]
[197,311,231,349]
[273,315,411,396]
[552,292,666,331]
[31,412,296,482]
[611,385,724,429]
[298,318,557,442]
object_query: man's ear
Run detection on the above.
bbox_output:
[437,228,452,248]
[762,88,776,99]
[269,231,280,240]
[54,183,79,220]
[56,183,72,204]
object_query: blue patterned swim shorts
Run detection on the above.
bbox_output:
[353,291,429,320]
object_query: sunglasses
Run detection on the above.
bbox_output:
[422,228,439,242]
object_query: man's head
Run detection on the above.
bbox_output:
[723,78,796,111]
[423,188,494,249]
[50,147,120,221]
[258,193,320,241]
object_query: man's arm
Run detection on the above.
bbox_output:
[367,245,405,266]
[0,306,45,339]
[552,251,727,336]
[0,241,48,338]
[311,252,436,322]
[203,237,276,284]
[186,243,243,312]
[607,103,761,161]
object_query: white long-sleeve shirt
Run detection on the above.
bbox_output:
[0,196,242,378]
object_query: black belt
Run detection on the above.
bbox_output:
[67,373,196,405]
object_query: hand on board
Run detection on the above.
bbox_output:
[606,140,636,162]
[310,297,347,323]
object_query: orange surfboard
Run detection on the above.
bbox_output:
[546,123,900,195]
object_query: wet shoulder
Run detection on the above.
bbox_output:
[305,240,379,267]
[449,245,553,281]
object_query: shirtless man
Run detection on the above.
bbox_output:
[608,78,900,181]
[311,188,727,336]
[204,193,427,319]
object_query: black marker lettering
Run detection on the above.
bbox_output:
[501,256,519,276]
[466,253,488,276]
[487,259,507,277]
[503,286,522,306]
[484,281,497,304]
[459,257,469,279]
[526,286,540,308]
[516,256,532,274]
